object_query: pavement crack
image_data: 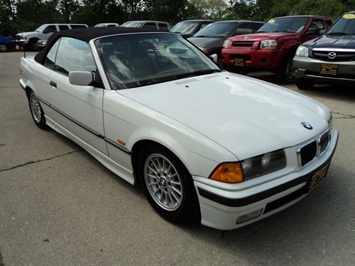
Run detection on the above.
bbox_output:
[333,111,355,119]
[0,149,82,173]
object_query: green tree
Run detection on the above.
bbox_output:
[15,0,61,32]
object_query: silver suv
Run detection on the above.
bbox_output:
[15,23,88,50]
[293,11,355,89]
[121,20,170,31]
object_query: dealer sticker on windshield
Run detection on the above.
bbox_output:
[320,64,338,75]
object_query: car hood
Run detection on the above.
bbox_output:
[188,37,224,49]
[304,34,355,48]
[16,31,36,36]
[119,72,330,160]
[230,32,299,41]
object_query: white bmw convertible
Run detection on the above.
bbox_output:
[20,27,338,230]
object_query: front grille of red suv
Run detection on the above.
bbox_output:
[232,41,254,47]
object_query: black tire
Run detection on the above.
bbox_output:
[138,144,200,224]
[224,64,248,75]
[295,78,314,90]
[0,43,8,52]
[28,90,47,129]
[276,54,295,84]
[29,39,39,51]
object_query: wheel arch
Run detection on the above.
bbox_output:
[131,139,191,187]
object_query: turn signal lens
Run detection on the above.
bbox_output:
[210,162,244,183]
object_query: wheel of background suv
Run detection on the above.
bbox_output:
[0,43,8,52]
[28,90,47,129]
[295,78,314,90]
[138,143,200,224]
[276,54,294,84]
[29,39,39,51]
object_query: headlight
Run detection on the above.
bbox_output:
[296,45,309,57]
[210,149,287,183]
[242,150,286,180]
[260,40,277,49]
[223,39,231,48]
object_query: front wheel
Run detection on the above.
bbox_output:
[28,90,47,129]
[276,54,294,84]
[138,144,200,224]
[29,39,39,51]
[295,78,314,90]
[0,43,8,52]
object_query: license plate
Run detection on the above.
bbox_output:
[320,64,338,75]
[308,163,330,192]
[234,58,245,66]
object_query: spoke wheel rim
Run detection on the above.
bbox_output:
[0,44,7,52]
[144,153,183,211]
[30,93,42,123]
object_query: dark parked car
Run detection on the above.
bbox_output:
[0,34,16,52]
[293,11,355,89]
[171,19,213,38]
[188,20,264,65]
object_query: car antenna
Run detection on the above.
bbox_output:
[20,45,26,58]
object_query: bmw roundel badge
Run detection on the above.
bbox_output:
[301,122,313,130]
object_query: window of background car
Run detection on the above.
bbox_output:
[43,25,57,34]
[327,14,355,34]
[158,23,169,31]
[58,25,70,31]
[234,23,253,35]
[52,37,96,75]
[258,17,309,33]
[194,22,237,37]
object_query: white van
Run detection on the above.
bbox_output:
[122,20,170,31]
[15,23,88,50]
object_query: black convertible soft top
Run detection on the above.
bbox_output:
[34,27,163,64]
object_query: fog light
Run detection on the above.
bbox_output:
[236,208,263,224]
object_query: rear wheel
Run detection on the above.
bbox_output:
[138,144,200,224]
[28,90,47,129]
[295,78,314,90]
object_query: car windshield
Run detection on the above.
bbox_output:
[95,33,220,89]
[257,17,309,33]
[194,22,237,38]
[326,13,355,35]
[171,21,199,35]
[35,25,47,32]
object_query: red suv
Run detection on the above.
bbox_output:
[221,15,332,83]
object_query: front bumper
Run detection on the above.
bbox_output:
[221,47,283,70]
[293,56,355,85]
[194,128,338,230]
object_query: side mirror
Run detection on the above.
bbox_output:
[69,71,93,86]
[209,54,218,63]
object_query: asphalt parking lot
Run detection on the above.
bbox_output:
[1,50,354,266]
